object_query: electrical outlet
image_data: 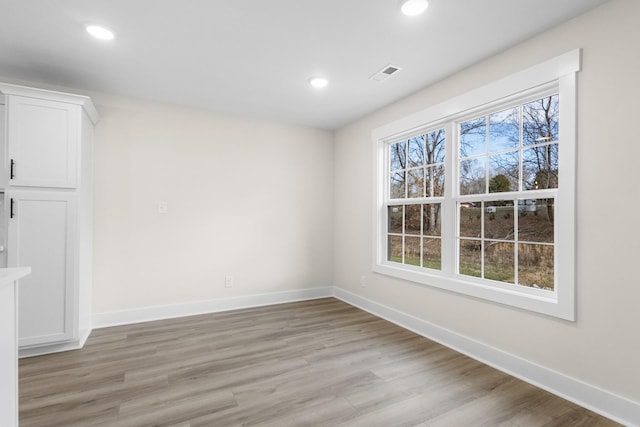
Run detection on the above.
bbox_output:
[360,275,367,288]
[225,275,234,288]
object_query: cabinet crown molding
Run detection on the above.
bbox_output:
[0,82,99,125]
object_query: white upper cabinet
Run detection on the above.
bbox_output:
[6,95,80,189]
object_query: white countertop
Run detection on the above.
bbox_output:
[0,268,31,290]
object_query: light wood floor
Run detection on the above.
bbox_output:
[19,298,619,426]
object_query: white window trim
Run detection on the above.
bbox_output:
[372,49,579,321]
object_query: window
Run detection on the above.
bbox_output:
[373,50,579,320]
[457,93,558,289]
[388,130,445,269]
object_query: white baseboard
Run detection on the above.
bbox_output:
[19,325,94,358]
[19,335,85,358]
[92,287,333,329]
[333,287,639,427]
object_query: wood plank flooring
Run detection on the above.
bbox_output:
[19,298,620,426]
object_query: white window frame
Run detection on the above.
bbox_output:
[372,50,580,320]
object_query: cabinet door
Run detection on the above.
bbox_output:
[7,96,79,188]
[0,102,6,188]
[7,192,77,347]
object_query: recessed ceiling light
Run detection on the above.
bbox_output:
[86,25,115,41]
[400,0,429,16]
[309,77,329,89]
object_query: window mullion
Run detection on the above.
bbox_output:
[514,202,519,285]
[420,204,424,268]
[484,116,490,194]
[441,121,456,275]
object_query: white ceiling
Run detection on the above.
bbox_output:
[0,0,609,130]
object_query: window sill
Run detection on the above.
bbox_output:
[373,261,574,321]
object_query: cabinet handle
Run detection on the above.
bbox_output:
[10,159,15,179]
[10,198,14,218]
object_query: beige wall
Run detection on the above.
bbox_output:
[333,0,640,403]
[91,94,334,312]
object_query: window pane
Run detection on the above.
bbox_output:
[459,203,481,238]
[388,236,403,263]
[484,201,515,241]
[522,144,558,190]
[460,117,486,157]
[404,237,421,266]
[489,107,519,152]
[427,165,445,197]
[422,203,441,236]
[405,204,421,235]
[407,136,425,168]
[407,168,424,198]
[518,198,554,243]
[423,238,441,270]
[485,242,515,283]
[489,151,518,192]
[390,171,406,199]
[427,129,446,164]
[460,158,485,195]
[390,141,406,171]
[459,239,482,278]
[518,243,554,290]
[388,206,403,234]
[523,95,559,146]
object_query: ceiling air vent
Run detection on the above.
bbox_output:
[369,64,403,82]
